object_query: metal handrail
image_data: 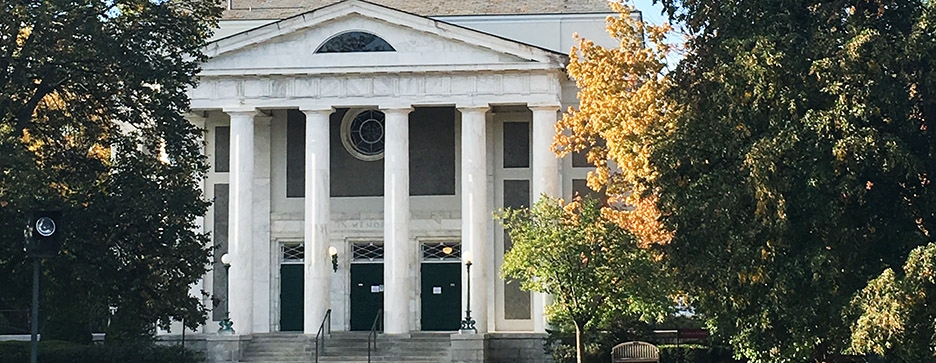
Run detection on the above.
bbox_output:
[314,309,332,363]
[367,309,383,363]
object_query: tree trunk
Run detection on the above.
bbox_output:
[575,322,584,363]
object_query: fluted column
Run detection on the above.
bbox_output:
[302,108,333,334]
[183,112,208,334]
[459,106,490,334]
[531,105,561,333]
[225,108,256,335]
[383,107,413,334]
[253,112,273,333]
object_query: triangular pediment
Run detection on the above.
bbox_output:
[201,0,567,75]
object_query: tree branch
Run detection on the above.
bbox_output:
[14,77,66,135]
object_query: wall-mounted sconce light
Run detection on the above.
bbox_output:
[329,246,338,272]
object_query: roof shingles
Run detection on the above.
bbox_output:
[223,0,612,19]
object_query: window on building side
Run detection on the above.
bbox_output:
[215,126,230,172]
[315,31,395,53]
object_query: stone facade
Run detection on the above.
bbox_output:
[486,333,553,363]
[176,2,607,361]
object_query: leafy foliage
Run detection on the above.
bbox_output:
[555,2,676,247]
[498,196,672,363]
[545,318,652,363]
[559,0,935,360]
[642,0,936,361]
[0,0,222,342]
[849,242,936,361]
[0,340,204,363]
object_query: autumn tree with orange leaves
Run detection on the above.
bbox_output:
[498,5,678,363]
[554,2,675,248]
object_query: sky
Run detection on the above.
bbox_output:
[631,0,685,68]
[632,0,669,27]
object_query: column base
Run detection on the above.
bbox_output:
[205,334,251,363]
[451,333,488,363]
[485,333,551,363]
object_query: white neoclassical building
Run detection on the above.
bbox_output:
[183,0,620,347]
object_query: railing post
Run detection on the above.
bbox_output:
[367,309,382,363]
[30,258,39,363]
[313,309,331,363]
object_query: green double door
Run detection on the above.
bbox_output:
[283,263,391,332]
[347,262,461,331]
[280,264,304,331]
[420,263,461,331]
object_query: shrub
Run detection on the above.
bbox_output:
[0,340,203,363]
[659,344,739,363]
[36,340,88,363]
[545,319,652,363]
[0,341,28,362]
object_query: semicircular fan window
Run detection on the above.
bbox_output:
[316,31,395,53]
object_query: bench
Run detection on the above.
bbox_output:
[611,341,660,363]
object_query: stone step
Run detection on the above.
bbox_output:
[245,349,312,354]
[322,342,448,349]
[318,356,447,363]
[240,332,452,363]
[243,352,311,358]
[240,333,317,363]
[241,357,311,362]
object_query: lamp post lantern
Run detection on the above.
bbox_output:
[218,253,235,335]
[460,259,477,333]
[25,210,64,363]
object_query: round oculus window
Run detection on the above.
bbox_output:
[340,109,385,161]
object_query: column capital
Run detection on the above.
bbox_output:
[183,112,207,129]
[528,104,562,112]
[456,105,490,113]
[298,106,334,116]
[222,106,260,114]
[379,105,413,113]
[224,108,271,124]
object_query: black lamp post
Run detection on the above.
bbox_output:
[26,210,64,363]
[218,253,235,334]
[459,260,477,333]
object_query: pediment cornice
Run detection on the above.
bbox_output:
[204,0,568,68]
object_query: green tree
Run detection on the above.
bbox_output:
[497,196,672,363]
[642,0,936,361]
[849,242,936,361]
[0,0,222,342]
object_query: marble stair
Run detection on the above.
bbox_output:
[238,331,452,363]
[239,333,314,363]
[319,331,452,363]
